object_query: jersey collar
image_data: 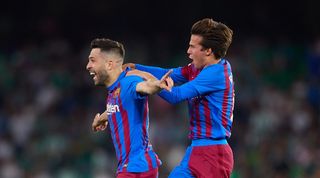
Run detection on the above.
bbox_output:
[107,67,130,92]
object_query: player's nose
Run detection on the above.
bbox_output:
[86,62,91,70]
[187,47,192,55]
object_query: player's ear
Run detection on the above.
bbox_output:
[205,48,213,56]
[106,60,113,70]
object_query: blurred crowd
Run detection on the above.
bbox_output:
[0,34,319,178]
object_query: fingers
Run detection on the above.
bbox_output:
[94,121,108,132]
[92,113,100,131]
[160,77,173,92]
[99,121,108,130]
[159,70,173,92]
[94,113,100,120]
[166,77,174,89]
[92,113,109,132]
[99,116,108,123]
[160,69,173,83]
[122,63,135,70]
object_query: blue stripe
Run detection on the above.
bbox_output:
[149,149,157,169]
[226,66,233,135]
[191,138,227,146]
[192,104,197,138]
[183,146,193,167]
[109,118,120,161]
[210,103,220,138]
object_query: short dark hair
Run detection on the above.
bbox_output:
[191,18,233,59]
[90,38,125,59]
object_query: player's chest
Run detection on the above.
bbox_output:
[106,88,121,115]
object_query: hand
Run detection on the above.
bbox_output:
[92,113,108,132]
[133,69,173,95]
[159,69,173,91]
[122,63,135,70]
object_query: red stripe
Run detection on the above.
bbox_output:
[188,102,195,139]
[111,113,122,166]
[181,64,190,79]
[203,99,212,137]
[145,152,153,170]
[195,100,201,137]
[118,93,131,172]
[142,99,148,146]
[222,64,230,128]
[188,65,201,139]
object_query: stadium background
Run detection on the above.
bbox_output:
[0,0,319,177]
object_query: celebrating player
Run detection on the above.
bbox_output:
[124,18,235,178]
[87,38,172,178]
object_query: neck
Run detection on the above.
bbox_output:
[105,67,123,87]
[204,56,221,68]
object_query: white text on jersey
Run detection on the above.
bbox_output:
[106,103,120,115]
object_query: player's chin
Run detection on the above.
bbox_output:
[93,77,99,85]
[92,79,97,85]
[193,63,201,69]
[93,80,100,86]
[94,80,105,86]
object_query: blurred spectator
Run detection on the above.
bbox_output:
[0,2,319,177]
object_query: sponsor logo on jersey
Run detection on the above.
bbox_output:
[106,103,120,115]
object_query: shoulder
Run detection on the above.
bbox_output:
[196,63,227,82]
[202,64,224,75]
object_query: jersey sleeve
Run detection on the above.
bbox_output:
[158,65,227,104]
[121,76,146,99]
[135,64,188,84]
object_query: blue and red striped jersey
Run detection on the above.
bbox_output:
[136,59,234,140]
[106,67,161,173]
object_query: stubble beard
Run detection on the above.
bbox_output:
[95,70,109,86]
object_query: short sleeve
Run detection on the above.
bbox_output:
[121,76,146,99]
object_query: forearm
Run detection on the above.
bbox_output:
[136,79,162,95]
[136,64,169,79]
[158,81,200,104]
[158,87,182,104]
[136,64,188,84]
[100,110,108,121]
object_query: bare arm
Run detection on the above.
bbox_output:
[131,70,173,95]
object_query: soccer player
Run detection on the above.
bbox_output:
[124,18,235,177]
[86,38,172,178]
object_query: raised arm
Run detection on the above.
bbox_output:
[123,63,188,84]
[133,70,173,95]
[159,66,229,104]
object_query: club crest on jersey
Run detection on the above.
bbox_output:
[113,88,120,98]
